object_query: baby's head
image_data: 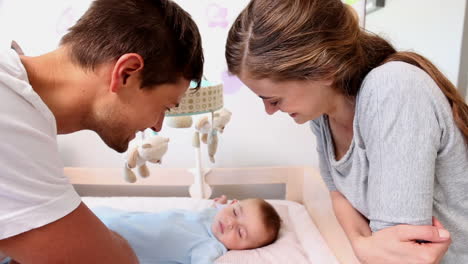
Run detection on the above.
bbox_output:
[212,198,281,250]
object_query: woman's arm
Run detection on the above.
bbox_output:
[331,191,451,264]
[330,191,371,244]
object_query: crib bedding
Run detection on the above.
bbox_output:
[82,197,339,264]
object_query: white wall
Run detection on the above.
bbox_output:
[365,0,467,86]
[458,1,468,100]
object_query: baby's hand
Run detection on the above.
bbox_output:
[213,195,228,205]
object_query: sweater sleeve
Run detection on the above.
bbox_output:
[358,62,441,232]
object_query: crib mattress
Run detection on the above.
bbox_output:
[82,197,339,264]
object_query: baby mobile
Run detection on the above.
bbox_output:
[123,79,231,195]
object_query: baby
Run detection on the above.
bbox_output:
[91,195,281,264]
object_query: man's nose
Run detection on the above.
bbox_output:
[151,114,165,132]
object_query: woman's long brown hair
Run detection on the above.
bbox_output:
[226,0,468,142]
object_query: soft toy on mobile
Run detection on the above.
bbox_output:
[123,134,169,183]
[194,108,232,162]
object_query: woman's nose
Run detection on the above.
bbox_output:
[263,101,279,115]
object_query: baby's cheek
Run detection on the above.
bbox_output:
[225,234,236,245]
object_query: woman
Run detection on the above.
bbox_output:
[225,0,468,263]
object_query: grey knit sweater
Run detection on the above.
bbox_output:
[311,62,468,263]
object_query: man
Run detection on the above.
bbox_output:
[0,0,203,263]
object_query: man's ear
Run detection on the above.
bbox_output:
[109,53,144,93]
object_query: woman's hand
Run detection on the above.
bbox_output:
[354,217,451,264]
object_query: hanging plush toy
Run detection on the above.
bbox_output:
[196,108,232,144]
[207,129,218,163]
[123,135,170,183]
[195,116,212,144]
[212,108,232,133]
[194,108,232,163]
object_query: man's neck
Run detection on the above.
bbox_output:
[19,47,97,134]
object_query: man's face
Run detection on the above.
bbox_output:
[212,199,270,250]
[90,76,189,153]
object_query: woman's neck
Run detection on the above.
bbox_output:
[327,93,356,130]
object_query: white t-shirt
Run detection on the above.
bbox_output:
[0,48,81,240]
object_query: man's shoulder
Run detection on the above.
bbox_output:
[0,52,56,136]
[0,82,56,137]
[0,48,26,80]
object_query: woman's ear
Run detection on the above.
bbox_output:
[109,53,144,93]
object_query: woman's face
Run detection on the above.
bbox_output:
[238,73,336,124]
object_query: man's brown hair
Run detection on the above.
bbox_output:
[61,0,204,88]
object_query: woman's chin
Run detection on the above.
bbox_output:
[293,116,308,124]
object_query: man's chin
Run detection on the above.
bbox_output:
[112,144,129,153]
[102,138,129,153]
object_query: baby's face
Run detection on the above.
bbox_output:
[211,199,269,250]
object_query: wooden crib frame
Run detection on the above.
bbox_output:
[65,166,359,264]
